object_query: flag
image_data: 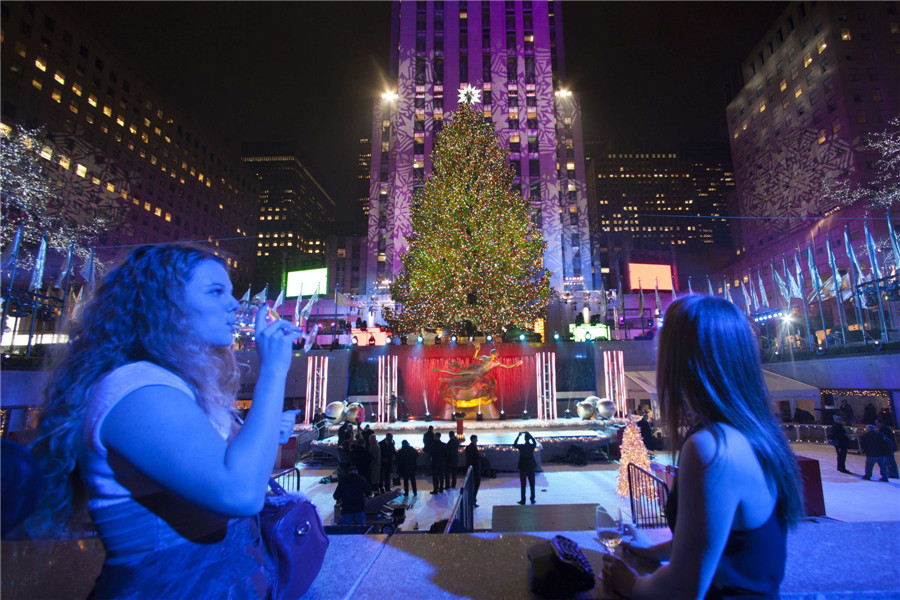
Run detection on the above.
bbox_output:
[654,277,662,315]
[298,285,320,324]
[293,284,304,323]
[794,248,806,297]
[887,210,900,274]
[706,275,715,296]
[844,227,864,285]
[807,243,824,293]
[748,275,760,311]
[71,285,84,321]
[669,273,677,301]
[826,236,846,300]
[598,285,608,318]
[1,224,23,270]
[740,278,753,315]
[80,248,95,293]
[687,276,694,295]
[272,288,285,315]
[239,286,251,304]
[28,235,47,292]
[786,254,801,299]
[757,271,769,309]
[773,263,790,306]
[723,277,734,304]
[53,243,73,290]
[251,284,268,305]
[864,219,881,280]
[336,292,357,308]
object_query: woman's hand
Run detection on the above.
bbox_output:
[254,304,301,373]
[602,554,639,598]
[620,523,670,563]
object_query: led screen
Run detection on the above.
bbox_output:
[628,263,673,291]
[286,268,327,297]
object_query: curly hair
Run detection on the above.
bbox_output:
[657,295,804,527]
[29,243,240,535]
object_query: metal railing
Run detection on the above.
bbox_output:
[272,466,301,493]
[627,463,670,529]
[443,466,475,534]
[780,423,892,454]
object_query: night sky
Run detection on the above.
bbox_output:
[75,1,787,217]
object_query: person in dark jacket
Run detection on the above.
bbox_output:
[514,431,537,504]
[829,415,851,473]
[350,442,372,485]
[876,417,898,479]
[337,421,353,445]
[430,432,446,494]
[379,433,397,492]
[464,434,482,506]
[445,434,461,489]
[336,440,353,480]
[860,424,890,481]
[638,413,654,451]
[839,400,855,425]
[423,426,435,476]
[396,440,419,496]
[333,466,371,525]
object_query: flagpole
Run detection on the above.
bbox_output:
[1,225,24,344]
[865,216,889,342]
[795,248,814,350]
[26,234,47,359]
[808,241,829,349]
[826,234,847,347]
[843,226,867,346]
[770,260,785,353]
[56,242,74,334]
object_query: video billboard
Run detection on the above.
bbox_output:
[286,268,327,297]
[628,263,673,291]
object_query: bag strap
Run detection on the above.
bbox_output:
[269,477,287,496]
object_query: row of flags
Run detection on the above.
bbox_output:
[0,226,97,294]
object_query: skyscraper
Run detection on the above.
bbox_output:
[724,0,899,288]
[365,0,591,300]
[357,137,372,224]
[241,143,336,290]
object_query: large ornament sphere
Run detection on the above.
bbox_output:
[323,401,346,424]
[345,402,365,424]
[577,397,599,420]
[597,398,616,419]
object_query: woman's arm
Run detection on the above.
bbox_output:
[101,307,300,517]
[605,430,739,599]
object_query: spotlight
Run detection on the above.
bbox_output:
[816,345,826,356]
[522,410,530,420]
[874,340,884,351]
[451,335,457,343]
[468,336,474,343]
[435,335,441,344]
[386,335,392,344]
[352,336,359,346]
[499,410,506,421]
[417,335,424,344]
[519,333,526,341]
[585,332,593,341]
[424,412,433,422]
[564,409,572,419]
[486,334,493,343]
[553,332,560,341]
[476,412,484,421]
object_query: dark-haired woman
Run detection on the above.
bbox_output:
[603,295,804,599]
[29,244,301,598]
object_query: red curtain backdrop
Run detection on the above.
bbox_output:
[399,350,537,417]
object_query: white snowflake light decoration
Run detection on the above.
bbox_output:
[457,84,482,106]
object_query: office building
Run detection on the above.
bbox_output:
[0,1,258,285]
[357,137,372,224]
[241,143,336,290]
[365,0,591,300]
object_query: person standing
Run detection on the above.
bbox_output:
[367,433,381,494]
[396,440,419,496]
[350,441,372,486]
[337,421,353,445]
[379,433,397,492]
[829,415,851,473]
[423,426,435,476]
[445,433,461,490]
[514,431,537,504]
[839,399,855,425]
[430,432,446,494]
[464,434,482,507]
[876,417,898,479]
[333,466,370,525]
[860,424,890,482]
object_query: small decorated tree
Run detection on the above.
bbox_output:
[616,417,656,500]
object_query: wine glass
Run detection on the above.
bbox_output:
[596,506,624,554]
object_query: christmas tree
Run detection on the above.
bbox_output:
[383,96,554,336]
[616,417,656,500]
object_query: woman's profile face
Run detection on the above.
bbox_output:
[182,259,240,347]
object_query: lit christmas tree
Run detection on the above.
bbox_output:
[383,96,554,336]
[616,417,656,500]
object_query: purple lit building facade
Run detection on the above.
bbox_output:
[721,1,899,304]
[365,0,593,301]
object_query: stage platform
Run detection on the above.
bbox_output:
[492,503,613,533]
[309,419,620,472]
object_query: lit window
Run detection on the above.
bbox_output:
[39,146,53,160]
[14,42,26,58]
[32,79,43,91]
[105,182,114,192]
[69,100,78,114]
[144,202,152,211]
[103,106,112,117]
[51,89,62,103]
[154,127,161,136]
[91,176,101,186]
[818,132,827,144]
[154,207,162,217]
[780,80,787,91]
[817,41,827,54]
[759,103,766,113]
[141,132,149,143]
[85,113,94,124]
[35,57,47,72]
[150,155,157,165]
[794,86,802,98]
[76,164,87,177]
[54,70,65,84]
[841,29,851,41]
[59,156,70,169]
[129,124,137,134]
[88,94,98,107]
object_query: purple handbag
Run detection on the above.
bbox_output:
[259,478,329,599]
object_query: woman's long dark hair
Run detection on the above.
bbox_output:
[657,295,804,527]
[29,243,239,535]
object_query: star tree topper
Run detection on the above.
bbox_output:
[457,84,482,106]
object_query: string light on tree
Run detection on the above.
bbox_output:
[383,100,554,335]
[616,416,656,500]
